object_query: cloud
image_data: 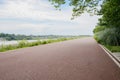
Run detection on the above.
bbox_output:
[0,0,72,21]
[0,0,100,35]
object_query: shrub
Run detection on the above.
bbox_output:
[41,40,48,44]
[17,40,28,48]
[94,27,120,46]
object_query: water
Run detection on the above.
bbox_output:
[0,40,37,45]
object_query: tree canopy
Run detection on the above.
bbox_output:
[99,0,120,28]
[49,0,103,19]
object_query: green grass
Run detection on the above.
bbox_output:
[105,45,120,52]
[0,37,79,52]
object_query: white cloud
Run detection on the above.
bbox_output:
[0,0,72,21]
[0,0,100,35]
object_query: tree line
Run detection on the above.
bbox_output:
[0,33,36,40]
[0,33,82,41]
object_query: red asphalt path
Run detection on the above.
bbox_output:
[0,37,120,80]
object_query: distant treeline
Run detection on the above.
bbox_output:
[0,33,34,40]
[0,33,90,41]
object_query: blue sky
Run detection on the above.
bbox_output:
[0,0,100,35]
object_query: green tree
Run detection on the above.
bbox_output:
[49,0,120,46]
[99,0,120,28]
[93,0,120,46]
[49,0,102,19]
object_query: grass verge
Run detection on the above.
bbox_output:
[0,37,78,52]
[104,45,120,52]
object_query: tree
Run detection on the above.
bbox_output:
[93,0,120,46]
[49,0,120,46]
[99,0,120,28]
[49,0,103,19]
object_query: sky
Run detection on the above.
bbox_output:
[0,0,100,35]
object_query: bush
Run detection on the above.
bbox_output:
[17,40,28,48]
[93,26,106,33]
[41,41,48,44]
[94,27,120,46]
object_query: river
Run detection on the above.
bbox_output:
[0,40,37,45]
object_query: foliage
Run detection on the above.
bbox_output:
[0,33,80,41]
[49,0,120,46]
[94,28,120,46]
[17,40,29,48]
[0,37,79,52]
[0,33,35,41]
[0,44,16,52]
[49,0,102,19]
[99,0,120,28]
[93,26,106,33]
[93,0,120,46]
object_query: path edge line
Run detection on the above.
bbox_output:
[99,44,120,68]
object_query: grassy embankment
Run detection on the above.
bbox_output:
[0,37,78,52]
[104,45,120,52]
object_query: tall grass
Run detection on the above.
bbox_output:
[0,37,78,52]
